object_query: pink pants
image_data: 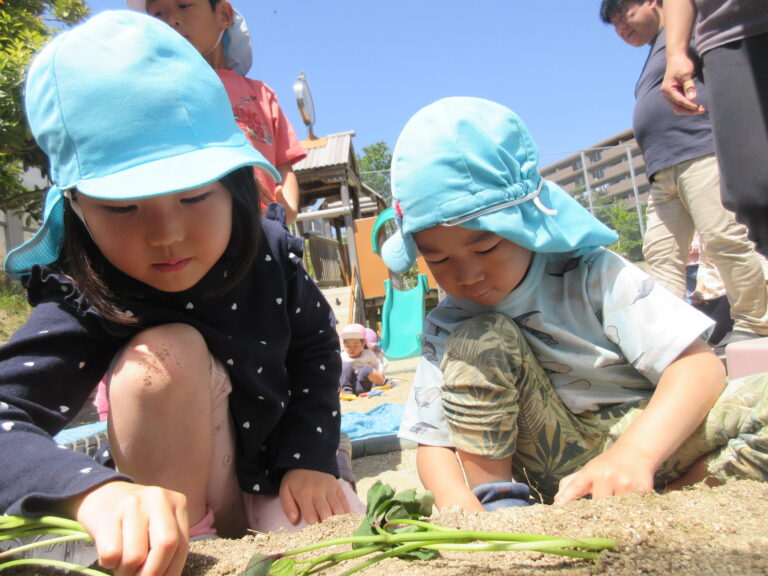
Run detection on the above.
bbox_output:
[97,355,364,537]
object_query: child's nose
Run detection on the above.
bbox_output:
[157,10,179,27]
[146,212,184,247]
[456,262,485,286]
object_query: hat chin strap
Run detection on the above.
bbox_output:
[203,29,225,58]
[63,190,95,240]
[443,178,557,227]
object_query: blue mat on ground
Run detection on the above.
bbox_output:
[54,420,107,445]
[55,403,406,445]
[341,402,404,441]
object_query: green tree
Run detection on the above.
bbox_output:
[1,0,89,220]
[357,141,392,202]
[593,197,646,263]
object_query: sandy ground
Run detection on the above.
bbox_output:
[187,479,768,576]
[182,359,768,576]
[8,358,768,575]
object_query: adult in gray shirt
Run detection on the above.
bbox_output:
[600,0,768,353]
[662,0,768,259]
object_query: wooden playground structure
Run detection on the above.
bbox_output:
[292,131,438,357]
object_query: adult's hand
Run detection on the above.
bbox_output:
[661,53,706,115]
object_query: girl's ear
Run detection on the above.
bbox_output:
[215,0,234,29]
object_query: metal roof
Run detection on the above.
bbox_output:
[293,131,356,173]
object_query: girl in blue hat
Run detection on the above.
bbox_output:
[0,10,361,574]
[387,97,768,512]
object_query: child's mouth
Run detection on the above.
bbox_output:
[153,258,190,273]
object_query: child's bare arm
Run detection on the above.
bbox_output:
[555,338,725,504]
[416,445,484,512]
[275,164,300,226]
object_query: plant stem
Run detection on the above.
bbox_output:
[0,558,109,576]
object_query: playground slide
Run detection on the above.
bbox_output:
[379,274,429,359]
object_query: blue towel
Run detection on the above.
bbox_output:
[54,420,107,445]
[341,402,405,441]
[54,404,406,446]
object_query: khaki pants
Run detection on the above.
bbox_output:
[643,154,768,335]
[440,313,768,503]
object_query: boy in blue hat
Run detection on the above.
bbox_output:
[387,97,768,512]
[128,0,307,224]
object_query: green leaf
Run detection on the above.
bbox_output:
[240,553,280,576]
[269,557,297,576]
[351,482,439,561]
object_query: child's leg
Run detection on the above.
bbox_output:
[655,372,768,488]
[441,313,629,503]
[355,365,374,395]
[339,363,356,394]
[105,323,225,530]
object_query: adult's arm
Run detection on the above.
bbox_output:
[661,0,706,114]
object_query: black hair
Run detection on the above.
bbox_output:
[62,165,262,324]
[599,0,661,24]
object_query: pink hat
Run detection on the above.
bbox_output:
[341,323,366,340]
[364,328,379,347]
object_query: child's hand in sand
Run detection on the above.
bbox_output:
[279,469,352,524]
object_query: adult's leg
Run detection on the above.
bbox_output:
[641,167,695,298]
[677,154,768,335]
[703,33,768,257]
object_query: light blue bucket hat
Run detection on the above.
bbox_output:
[381,97,618,274]
[126,0,252,75]
[3,10,278,279]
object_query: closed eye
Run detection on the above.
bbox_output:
[181,192,212,205]
[104,205,137,214]
[475,240,501,254]
[425,256,448,264]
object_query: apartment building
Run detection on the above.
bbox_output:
[540,128,649,217]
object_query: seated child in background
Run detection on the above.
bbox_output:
[340,324,385,396]
[383,97,768,512]
[364,327,388,373]
[128,0,307,224]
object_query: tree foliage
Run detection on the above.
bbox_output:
[592,196,646,263]
[357,141,392,202]
[0,0,89,220]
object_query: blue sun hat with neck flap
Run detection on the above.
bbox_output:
[3,10,278,279]
[381,97,618,274]
[126,0,252,75]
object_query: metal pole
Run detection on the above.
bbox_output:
[580,150,594,214]
[624,144,645,238]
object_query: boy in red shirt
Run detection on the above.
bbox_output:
[129,0,307,224]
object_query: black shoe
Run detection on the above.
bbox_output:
[713,330,763,358]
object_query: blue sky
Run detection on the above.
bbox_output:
[84,1,648,166]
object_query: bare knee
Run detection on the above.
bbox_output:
[109,323,210,400]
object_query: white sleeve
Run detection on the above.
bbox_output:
[397,356,454,447]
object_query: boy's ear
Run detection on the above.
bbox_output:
[215,1,234,29]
